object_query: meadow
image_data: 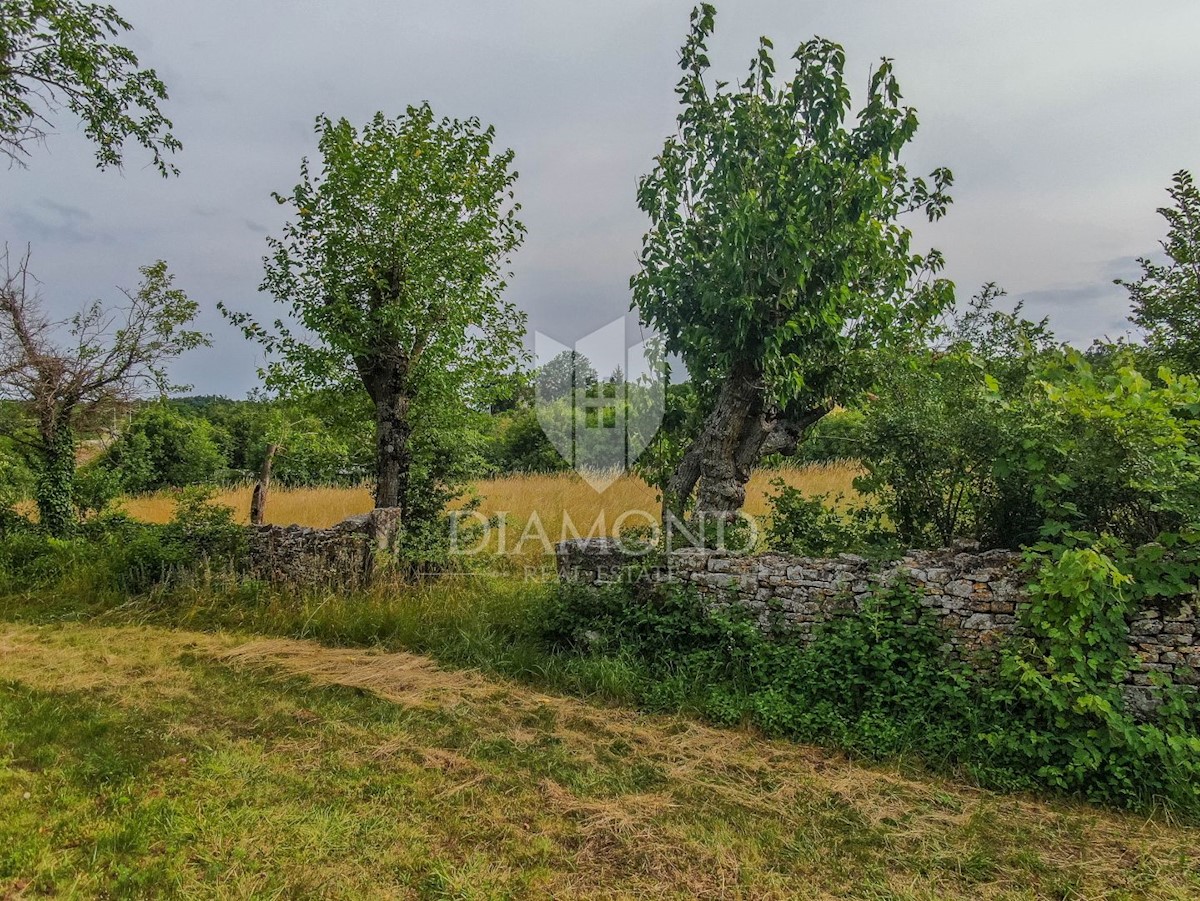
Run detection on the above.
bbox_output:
[118,463,861,562]
[4,618,1199,899]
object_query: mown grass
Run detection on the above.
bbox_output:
[3,621,1199,899]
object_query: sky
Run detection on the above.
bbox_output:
[4,0,1199,397]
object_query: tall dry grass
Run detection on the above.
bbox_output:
[122,463,859,528]
[120,463,861,562]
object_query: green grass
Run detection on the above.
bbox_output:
[3,621,1199,898]
[0,570,654,708]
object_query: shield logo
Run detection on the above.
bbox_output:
[534,317,665,492]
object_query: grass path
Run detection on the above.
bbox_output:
[2,621,1198,899]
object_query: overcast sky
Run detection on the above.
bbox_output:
[4,0,1199,396]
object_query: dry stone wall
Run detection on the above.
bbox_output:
[247,508,401,587]
[556,538,1199,711]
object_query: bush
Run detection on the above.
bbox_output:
[0,488,246,597]
[484,409,568,474]
[764,480,895,558]
[0,446,33,538]
[102,405,226,492]
[858,346,1200,549]
[541,560,1200,817]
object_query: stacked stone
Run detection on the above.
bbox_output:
[246,507,402,586]
[555,538,1199,707]
[1128,603,1200,687]
[557,539,1025,648]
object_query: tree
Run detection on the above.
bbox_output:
[1120,170,1200,373]
[0,247,206,534]
[632,5,953,523]
[223,106,525,529]
[535,349,597,403]
[0,0,180,173]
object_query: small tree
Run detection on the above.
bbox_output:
[0,247,206,534]
[0,0,180,173]
[1120,170,1200,373]
[633,5,953,521]
[223,106,525,528]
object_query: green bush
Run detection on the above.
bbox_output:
[0,488,246,596]
[0,446,34,538]
[484,409,568,474]
[541,556,1200,817]
[764,480,896,558]
[102,405,226,492]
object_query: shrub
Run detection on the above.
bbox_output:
[0,487,246,597]
[542,560,1200,817]
[764,480,895,558]
[102,405,226,492]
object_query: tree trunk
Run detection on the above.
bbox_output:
[36,408,76,538]
[374,387,412,517]
[663,364,831,524]
[250,443,280,526]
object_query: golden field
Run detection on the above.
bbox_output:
[119,463,860,560]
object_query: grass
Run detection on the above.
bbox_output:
[3,619,1199,899]
[117,463,860,529]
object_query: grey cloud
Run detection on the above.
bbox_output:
[2,0,1198,398]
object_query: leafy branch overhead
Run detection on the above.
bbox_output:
[0,0,180,173]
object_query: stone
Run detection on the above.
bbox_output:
[962,613,995,631]
[945,579,974,598]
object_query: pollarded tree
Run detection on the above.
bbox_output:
[0,0,180,173]
[223,107,526,524]
[1120,170,1200,373]
[633,5,954,522]
[0,247,206,535]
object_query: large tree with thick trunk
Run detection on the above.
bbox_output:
[633,5,955,526]
[0,247,205,535]
[224,107,525,527]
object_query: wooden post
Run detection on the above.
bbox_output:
[250,443,281,526]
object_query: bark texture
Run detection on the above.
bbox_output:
[664,364,829,525]
[250,443,281,526]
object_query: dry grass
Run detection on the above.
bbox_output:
[119,463,860,555]
[115,464,860,565]
[2,621,1198,899]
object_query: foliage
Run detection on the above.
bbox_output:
[632,4,953,516]
[0,0,180,173]
[981,543,1200,809]
[1121,171,1200,374]
[992,355,1200,547]
[223,106,525,549]
[789,409,865,464]
[855,349,1001,546]
[1,250,206,535]
[101,404,225,492]
[764,480,895,558]
[534,350,597,403]
[541,568,1200,816]
[633,381,701,493]
[484,409,569,474]
[0,487,245,596]
[857,284,1200,550]
[0,440,33,536]
[71,458,119,520]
